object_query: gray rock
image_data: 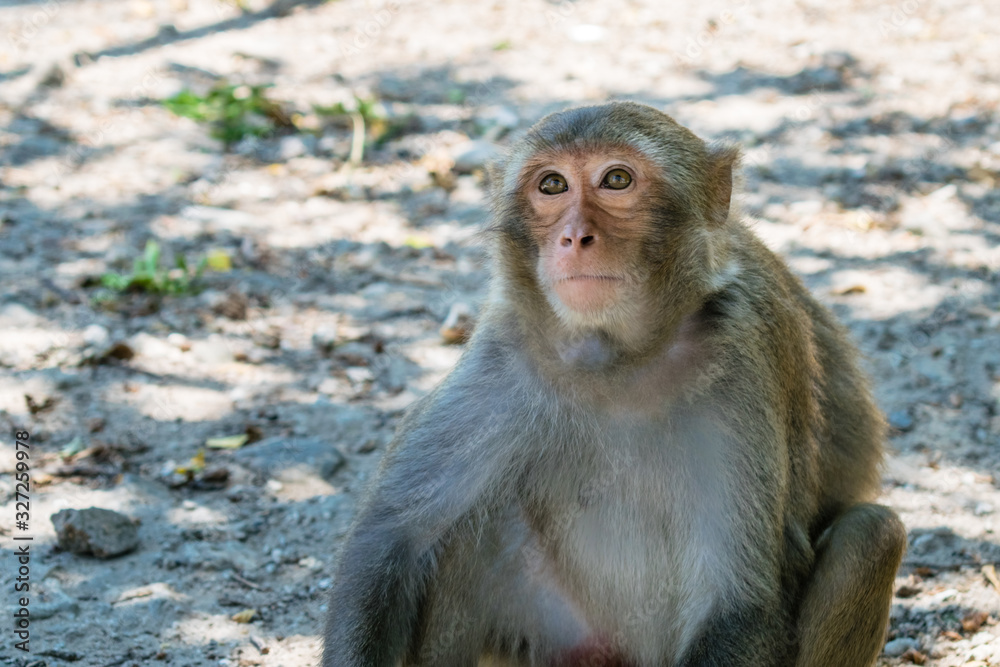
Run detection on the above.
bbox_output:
[51,508,139,558]
[883,637,919,657]
[278,135,315,161]
[312,324,340,354]
[888,409,915,432]
[477,106,519,140]
[82,324,110,347]
[235,437,346,480]
[374,353,418,393]
[451,140,501,174]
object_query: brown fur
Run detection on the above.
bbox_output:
[322,101,906,667]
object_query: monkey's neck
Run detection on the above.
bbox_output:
[555,330,619,370]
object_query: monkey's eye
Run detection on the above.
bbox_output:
[539,174,568,195]
[602,168,632,190]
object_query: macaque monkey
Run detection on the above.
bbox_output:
[323,101,906,666]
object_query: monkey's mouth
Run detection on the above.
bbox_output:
[556,275,625,284]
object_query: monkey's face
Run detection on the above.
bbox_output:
[524,149,655,330]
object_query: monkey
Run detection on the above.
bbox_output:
[322,101,906,667]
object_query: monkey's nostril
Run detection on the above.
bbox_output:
[580,235,595,247]
[561,237,573,247]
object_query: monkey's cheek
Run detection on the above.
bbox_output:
[553,279,621,314]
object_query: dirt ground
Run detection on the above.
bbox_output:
[1,0,999,665]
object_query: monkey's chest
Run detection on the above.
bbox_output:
[522,459,732,664]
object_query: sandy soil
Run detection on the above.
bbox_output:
[1,0,1000,665]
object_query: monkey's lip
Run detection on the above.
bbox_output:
[555,275,625,284]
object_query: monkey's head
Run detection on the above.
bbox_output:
[489,101,739,359]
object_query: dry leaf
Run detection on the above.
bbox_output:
[900,648,926,664]
[231,609,257,623]
[206,434,250,450]
[834,284,867,296]
[206,249,232,272]
[983,563,1000,592]
[962,610,990,633]
[175,449,206,475]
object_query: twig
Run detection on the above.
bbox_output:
[349,111,365,166]
[250,635,270,654]
[232,571,264,590]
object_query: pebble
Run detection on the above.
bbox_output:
[884,637,920,657]
[236,436,347,481]
[278,135,312,160]
[971,643,1000,663]
[82,324,110,347]
[888,410,915,431]
[191,334,234,364]
[312,324,340,354]
[450,140,501,174]
[51,508,139,558]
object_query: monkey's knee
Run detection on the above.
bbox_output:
[796,504,906,667]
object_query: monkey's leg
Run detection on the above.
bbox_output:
[795,503,906,667]
[679,603,795,667]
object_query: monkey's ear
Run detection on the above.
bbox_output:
[706,143,741,226]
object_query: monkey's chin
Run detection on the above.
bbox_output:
[552,277,622,316]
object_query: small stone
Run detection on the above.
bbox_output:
[40,62,67,87]
[888,410,915,432]
[345,366,374,385]
[51,508,139,558]
[974,502,994,516]
[477,106,519,140]
[251,327,282,350]
[376,354,416,393]
[236,436,346,482]
[312,325,340,354]
[884,637,920,657]
[450,140,501,174]
[191,334,234,364]
[278,135,311,161]
[298,556,322,570]
[970,643,999,663]
[32,582,79,620]
[82,324,110,347]
[166,332,191,351]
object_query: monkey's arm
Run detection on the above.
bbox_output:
[322,339,524,667]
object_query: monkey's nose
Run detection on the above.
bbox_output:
[560,231,597,248]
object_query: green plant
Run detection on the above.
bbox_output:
[314,96,415,163]
[99,241,206,296]
[163,83,290,145]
